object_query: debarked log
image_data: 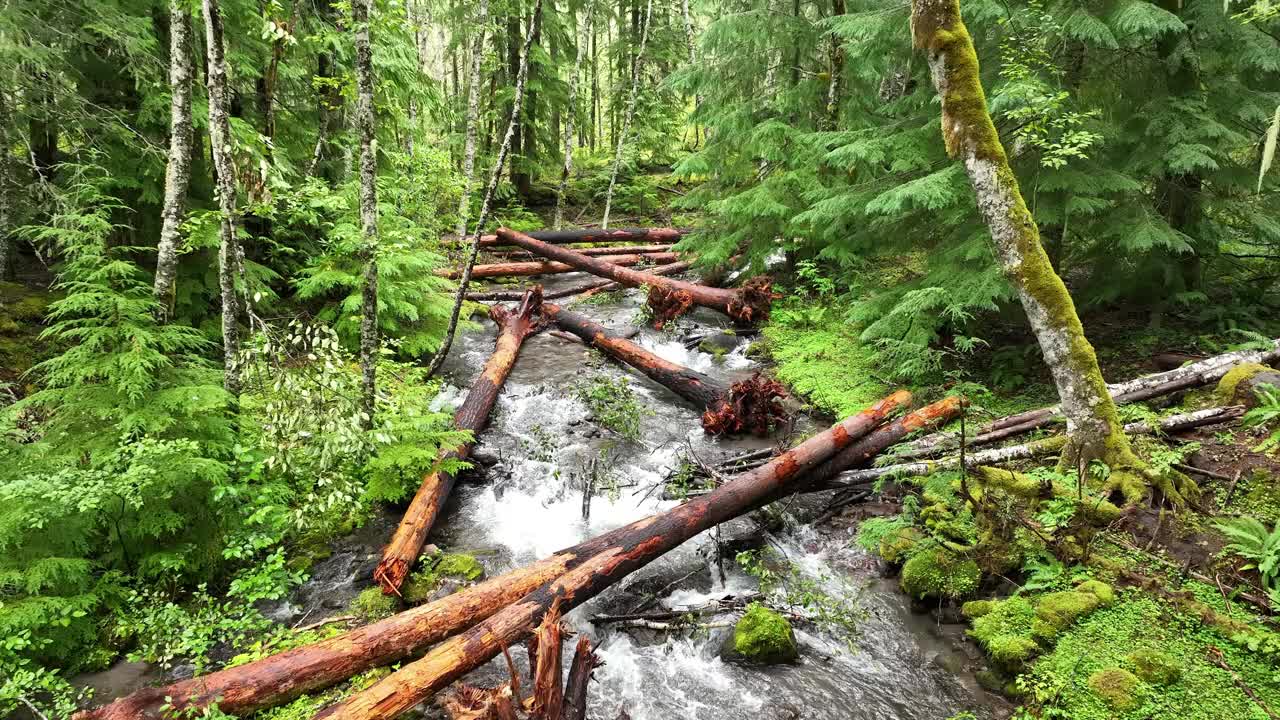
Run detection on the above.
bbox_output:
[375,287,547,595]
[466,261,695,302]
[496,228,774,327]
[446,227,689,248]
[437,252,680,280]
[309,391,913,720]
[544,302,786,435]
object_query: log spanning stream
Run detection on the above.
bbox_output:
[73,271,1003,720]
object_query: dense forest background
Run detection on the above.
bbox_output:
[0,0,1278,716]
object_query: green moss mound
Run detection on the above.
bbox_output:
[1126,648,1181,686]
[1088,667,1141,711]
[761,320,889,418]
[401,552,485,604]
[961,599,995,619]
[732,603,798,664]
[1075,580,1115,606]
[879,526,924,564]
[1032,590,1101,640]
[900,547,981,600]
[968,596,1039,667]
[1216,362,1273,405]
[350,586,398,621]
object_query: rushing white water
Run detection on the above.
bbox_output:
[426,278,1001,720]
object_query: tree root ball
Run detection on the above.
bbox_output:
[701,372,789,435]
[726,276,776,325]
[646,285,694,329]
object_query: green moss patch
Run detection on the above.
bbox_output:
[900,546,981,600]
[761,319,890,419]
[1032,590,1101,640]
[1126,649,1181,686]
[1088,667,1141,711]
[349,586,398,621]
[1215,362,1274,405]
[968,595,1039,667]
[732,603,798,664]
[401,552,485,604]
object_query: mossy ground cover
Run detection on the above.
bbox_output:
[760,315,891,419]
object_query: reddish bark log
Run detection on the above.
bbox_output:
[312,392,912,720]
[496,228,773,327]
[375,288,547,595]
[528,602,564,719]
[467,261,694,302]
[490,244,674,258]
[544,303,786,435]
[438,253,680,279]
[560,636,600,720]
[447,227,689,248]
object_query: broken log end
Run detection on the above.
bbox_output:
[701,373,789,436]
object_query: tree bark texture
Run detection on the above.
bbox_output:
[455,0,490,238]
[553,12,587,230]
[545,303,786,435]
[496,228,773,327]
[0,84,14,280]
[910,0,1172,503]
[202,0,243,395]
[437,252,680,280]
[425,0,543,381]
[466,260,693,302]
[601,0,653,229]
[375,288,548,594]
[353,0,379,431]
[311,392,911,720]
[153,0,194,316]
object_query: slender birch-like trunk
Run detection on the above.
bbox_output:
[601,0,653,229]
[424,0,543,380]
[353,0,379,430]
[0,84,15,280]
[203,0,243,395]
[454,0,490,237]
[153,0,194,317]
[909,0,1190,505]
[553,9,587,230]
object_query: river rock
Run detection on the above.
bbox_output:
[721,603,799,664]
[698,331,742,357]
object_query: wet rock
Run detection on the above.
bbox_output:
[472,450,500,466]
[721,603,799,664]
[168,663,195,681]
[930,603,966,625]
[698,331,741,357]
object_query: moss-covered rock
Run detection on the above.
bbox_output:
[730,603,798,664]
[401,552,485,604]
[900,546,981,600]
[1126,648,1181,686]
[1216,362,1276,406]
[961,599,995,619]
[1032,590,1100,640]
[1075,579,1115,606]
[1087,667,1140,711]
[435,553,484,580]
[350,586,398,621]
[878,526,924,565]
[968,596,1039,667]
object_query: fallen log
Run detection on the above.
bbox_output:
[561,636,602,720]
[496,228,774,327]
[544,302,786,435]
[825,405,1247,487]
[437,252,680,280]
[311,391,913,720]
[446,227,689,248]
[466,261,694,302]
[897,338,1280,459]
[490,244,675,258]
[375,288,547,595]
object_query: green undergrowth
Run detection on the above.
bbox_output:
[761,310,891,418]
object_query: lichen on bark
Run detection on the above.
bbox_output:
[909,0,1192,506]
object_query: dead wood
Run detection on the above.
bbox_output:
[438,252,679,279]
[467,261,694,302]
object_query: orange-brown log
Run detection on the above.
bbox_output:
[528,602,564,719]
[490,244,674,258]
[375,288,547,595]
[496,228,773,327]
[437,253,680,280]
[311,391,912,720]
[561,636,600,720]
[544,303,786,435]
[467,261,694,302]
[446,227,689,248]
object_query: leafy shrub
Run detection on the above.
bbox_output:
[573,373,651,441]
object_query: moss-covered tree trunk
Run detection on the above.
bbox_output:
[908,0,1189,504]
[353,0,378,430]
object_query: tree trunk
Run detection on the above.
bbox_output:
[553,11,587,230]
[202,0,243,396]
[909,0,1188,505]
[312,392,911,720]
[424,0,544,381]
[455,0,490,237]
[590,14,599,153]
[545,303,787,434]
[825,0,845,128]
[439,252,679,280]
[153,1,194,316]
[376,288,547,594]
[560,635,600,720]
[496,228,773,327]
[490,244,675,258]
[601,0,653,229]
[354,0,379,431]
[0,84,15,280]
[466,260,693,302]
[451,226,686,248]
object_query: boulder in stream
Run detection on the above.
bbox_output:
[722,603,799,664]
